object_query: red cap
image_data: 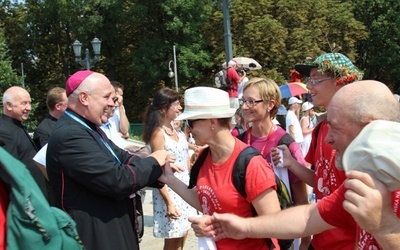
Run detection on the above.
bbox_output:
[66,70,94,96]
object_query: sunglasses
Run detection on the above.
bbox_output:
[186,119,200,129]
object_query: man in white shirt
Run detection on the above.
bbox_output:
[100,91,127,149]
[286,97,303,145]
[108,81,130,139]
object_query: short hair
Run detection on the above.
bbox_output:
[110,81,124,92]
[243,77,282,118]
[46,87,66,111]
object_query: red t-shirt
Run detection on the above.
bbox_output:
[196,138,277,250]
[305,120,354,249]
[226,67,240,98]
[0,180,9,250]
[318,184,400,249]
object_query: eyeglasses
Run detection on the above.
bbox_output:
[239,99,263,107]
[186,119,200,129]
[306,78,332,86]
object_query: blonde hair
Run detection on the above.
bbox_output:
[243,77,282,117]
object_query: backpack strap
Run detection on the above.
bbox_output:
[236,125,245,135]
[231,146,282,250]
[277,133,295,147]
[235,131,294,250]
[236,131,247,142]
[188,147,210,189]
[232,146,261,198]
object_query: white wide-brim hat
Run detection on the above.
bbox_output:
[176,87,237,120]
[342,120,400,191]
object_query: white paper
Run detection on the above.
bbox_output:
[33,143,48,167]
[198,237,217,250]
[273,166,292,198]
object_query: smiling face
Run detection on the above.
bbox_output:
[164,99,182,123]
[83,73,115,126]
[325,80,400,169]
[241,85,268,125]
[325,102,363,169]
[308,68,338,107]
[4,86,32,122]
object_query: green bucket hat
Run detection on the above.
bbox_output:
[295,53,363,85]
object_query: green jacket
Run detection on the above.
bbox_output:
[0,147,84,250]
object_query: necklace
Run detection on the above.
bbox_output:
[162,125,175,136]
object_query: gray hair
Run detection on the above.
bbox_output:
[2,92,14,111]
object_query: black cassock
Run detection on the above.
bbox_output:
[0,115,47,197]
[47,110,163,250]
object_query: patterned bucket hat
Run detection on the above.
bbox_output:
[295,53,363,85]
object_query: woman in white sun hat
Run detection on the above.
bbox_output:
[158,87,281,250]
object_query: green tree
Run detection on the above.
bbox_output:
[123,0,214,122]
[227,0,367,83]
[0,29,19,94]
[353,0,400,92]
[0,0,394,126]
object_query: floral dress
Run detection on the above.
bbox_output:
[153,130,197,238]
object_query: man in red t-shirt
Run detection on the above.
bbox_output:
[272,53,363,249]
[226,59,246,109]
[205,80,400,250]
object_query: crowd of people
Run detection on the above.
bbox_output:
[0,52,400,250]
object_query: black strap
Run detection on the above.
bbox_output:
[236,131,246,141]
[231,146,260,198]
[188,147,210,189]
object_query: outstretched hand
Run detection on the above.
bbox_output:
[196,212,250,241]
[189,215,214,237]
[149,149,170,166]
[157,154,184,184]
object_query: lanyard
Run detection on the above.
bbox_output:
[318,123,335,168]
[65,111,121,164]
[246,124,276,156]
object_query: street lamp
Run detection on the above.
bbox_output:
[211,0,233,65]
[168,45,178,92]
[72,37,102,70]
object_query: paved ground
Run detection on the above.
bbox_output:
[140,189,198,250]
[126,140,198,250]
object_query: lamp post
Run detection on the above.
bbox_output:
[211,0,233,65]
[168,45,178,92]
[222,0,233,65]
[72,37,102,70]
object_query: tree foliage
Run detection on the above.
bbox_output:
[0,28,19,94]
[0,0,397,126]
[353,0,400,92]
